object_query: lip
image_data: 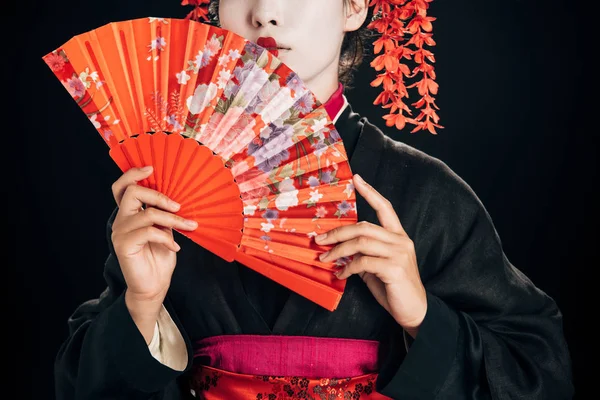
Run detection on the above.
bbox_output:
[256,36,290,56]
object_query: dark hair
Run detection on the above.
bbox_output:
[206,0,374,89]
[339,1,375,89]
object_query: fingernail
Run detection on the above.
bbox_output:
[319,251,329,261]
[334,270,342,279]
[185,219,198,228]
[355,174,364,184]
[142,166,153,172]
[316,233,327,242]
[174,242,181,251]
[169,200,181,209]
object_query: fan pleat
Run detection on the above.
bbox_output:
[115,21,144,136]
[235,143,350,194]
[208,54,272,155]
[185,210,243,219]
[169,143,214,201]
[242,181,354,210]
[133,133,156,190]
[149,131,167,194]
[180,176,240,211]
[243,216,357,236]
[241,228,323,253]
[240,235,336,272]
[166,136,198,198]
[241,246,343,288]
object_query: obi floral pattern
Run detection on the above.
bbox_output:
[189,365,392,400]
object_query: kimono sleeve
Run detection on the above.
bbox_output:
[54,207,194,400]
[376,158,574,400]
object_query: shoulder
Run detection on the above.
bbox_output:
[361,117,483,213]
[360,118,503,278]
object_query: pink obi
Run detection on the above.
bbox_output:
[188,334,392,399]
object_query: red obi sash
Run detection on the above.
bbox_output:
[188,334,392,399]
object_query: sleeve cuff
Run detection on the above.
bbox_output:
[97,292,190,392]
[377,291,460,399]
[154,304,188,371]
[148,322,161,361]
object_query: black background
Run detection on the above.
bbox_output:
[11,0,593,398]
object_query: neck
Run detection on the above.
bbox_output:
[302,56,341,104]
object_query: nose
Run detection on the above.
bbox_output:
[251,2,283,28]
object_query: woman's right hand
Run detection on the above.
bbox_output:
[110,166,198,332]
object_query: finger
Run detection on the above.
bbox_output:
[319,236,394,263]
[353,174,405,235]
[335,255,393,281]
[114,226,181,255]
[156,224,173,236]
[111,166,155,205]
[315,220,399,246]
[120,185,181,217]
[117,207,198,234]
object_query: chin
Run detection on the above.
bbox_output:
[276,49,290,61]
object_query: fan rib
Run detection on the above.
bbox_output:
[241,247,344,289]
[167,138,197,199]
[235,251,342,311]
[164,134,186,198]
[117,25,143,136]
[169,143,214,201]
[240,236,337,272]
[182,193,242,216]
[134,134,154,190]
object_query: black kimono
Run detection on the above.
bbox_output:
[53,103,574,399]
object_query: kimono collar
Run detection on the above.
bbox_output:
[333,103,385,224]
[323,83,347,123]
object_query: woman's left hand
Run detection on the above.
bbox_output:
[316,174,427,338]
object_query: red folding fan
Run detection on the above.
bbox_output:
[42,16,358,311]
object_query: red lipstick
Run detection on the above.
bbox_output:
[256,37,279,57]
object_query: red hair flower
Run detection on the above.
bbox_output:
[368,0,442,134]
[181,0,211,22]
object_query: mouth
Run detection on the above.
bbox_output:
[256,37,290,56]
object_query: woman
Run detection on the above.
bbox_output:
[53,1,574,399]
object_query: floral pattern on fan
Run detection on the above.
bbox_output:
[42,15,355,228]
[43,16,357,310]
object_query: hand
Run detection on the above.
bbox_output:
[316,174,427,338]
[110,166,198,342]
